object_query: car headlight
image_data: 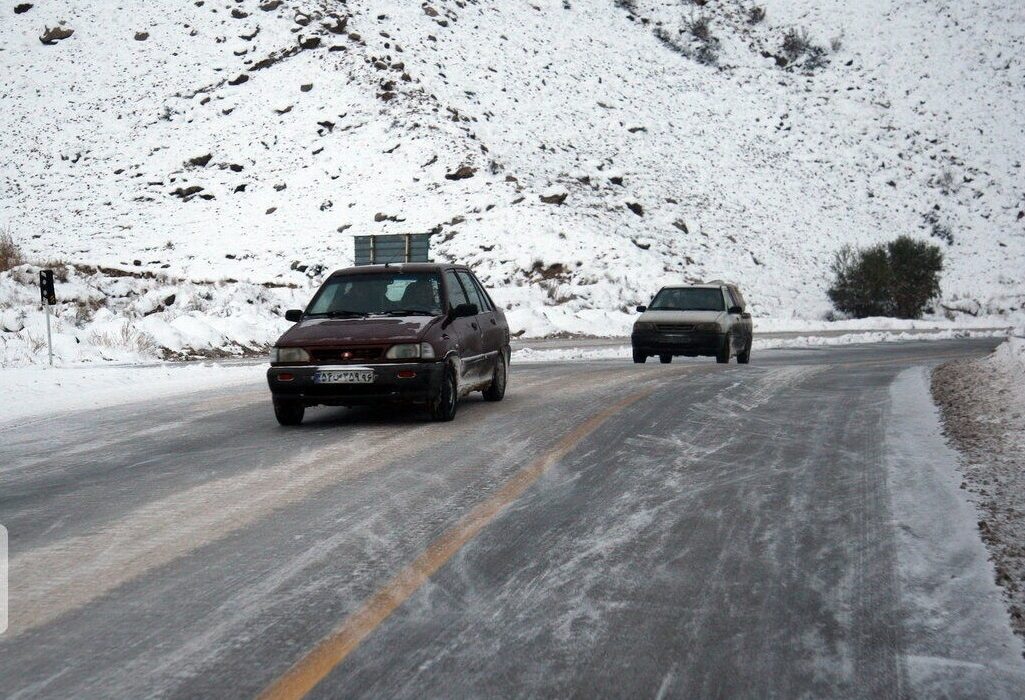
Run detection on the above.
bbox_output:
[271,347,310,363]
[386,342,436,360]
[695,322,722,332]
[633,322,655,332]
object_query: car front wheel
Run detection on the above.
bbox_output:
[274,400,305,426]
[430,366,458,421]
[659,354,672,364]
[737,341,751,364]
[632,349,647,364]
[716,336,731,364]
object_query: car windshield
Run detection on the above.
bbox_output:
[306,272,444,317]
[649,287,725,312]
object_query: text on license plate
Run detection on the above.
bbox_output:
[313,369,375,384]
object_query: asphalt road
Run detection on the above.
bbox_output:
[2,338,1023,698]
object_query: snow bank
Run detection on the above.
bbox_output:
[0,363,261,425]
[0,263,306,367]
[886,368,1025,694]
[987,336,1025,386]
[512,329,1010,363]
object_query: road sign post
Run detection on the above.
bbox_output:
[39,269,56,366]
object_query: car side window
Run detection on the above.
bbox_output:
[445,270,469,309]
[468,275,495,312]
[729,286,747,310]
[723,288,736,310]
[457,271,487,313]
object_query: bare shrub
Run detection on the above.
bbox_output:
[0,229,24,272]
[689,14,712,41]
[934,169,959,195]
[923,211,955,246]
[88,322,158,355]
[781,27,828,70]
[682,14,720,65]
[72,298,104,327]
[748,5,765,24]
[26,332,46,354]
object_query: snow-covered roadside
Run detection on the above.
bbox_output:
[886,368,1025,693]
[2,258,1016,368]
[0,363,262,426]
[0,330,1013,425]
[932,337,1025,652]
[512,329,1012,363]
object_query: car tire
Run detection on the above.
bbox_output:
[659,354,672,364]
[716,336,731,364]
[274,400,304,426]
[430,366,458,421]
[737,341,751,364]
[632,349,647,364]
[482,353,507,402]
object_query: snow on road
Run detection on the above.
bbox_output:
[0,362,261,426]
[932,337,1025,650]
[887,367,1025,694]
[511,329,1011,363]
[0,331,1014,425]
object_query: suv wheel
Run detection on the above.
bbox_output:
[430,366,458,421]
[482,353,507,402]
[659,354,672,364]
[274,400,305,426]
[632,349,647,364]
[716,336,731,364]
[737,342,751,364]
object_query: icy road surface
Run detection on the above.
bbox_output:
[1,339,1023,698]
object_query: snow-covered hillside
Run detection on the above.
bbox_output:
[1,0,1023,363]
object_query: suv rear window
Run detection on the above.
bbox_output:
[649,288,726,312]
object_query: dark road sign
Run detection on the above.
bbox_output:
[39,270,57,306]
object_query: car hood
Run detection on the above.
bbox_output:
[276,315,441,347]
[637,310,726,325]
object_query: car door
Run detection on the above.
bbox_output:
[457,270,501,374]
[728,285,753,347]
[468,272,506,362]
[724,285,750,350]
[443,269,485,387]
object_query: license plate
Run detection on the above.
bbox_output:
[313,369,375,384]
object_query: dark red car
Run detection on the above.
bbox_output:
[267,263,510,425]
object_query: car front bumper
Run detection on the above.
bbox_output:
[267,362,445,407]
[632,330,726,357]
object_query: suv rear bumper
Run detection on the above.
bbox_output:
[632,330,725,357]
[267,362,444,407]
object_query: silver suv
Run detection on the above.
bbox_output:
[631,282,753,364]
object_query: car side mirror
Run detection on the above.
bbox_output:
[284,309,303,322]
[729,305,743,315]
[636,305,647,313]
[449,303,478,319]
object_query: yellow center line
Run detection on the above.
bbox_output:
[257,388,655,700]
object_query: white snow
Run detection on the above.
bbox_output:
[988,336,1025,393]
[0,362,262,426]
[885,367,1025,694]
[1,0,1023,365]
[511,329,1011,363]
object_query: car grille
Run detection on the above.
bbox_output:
[308,346,385,364]
[655,323,696,333]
